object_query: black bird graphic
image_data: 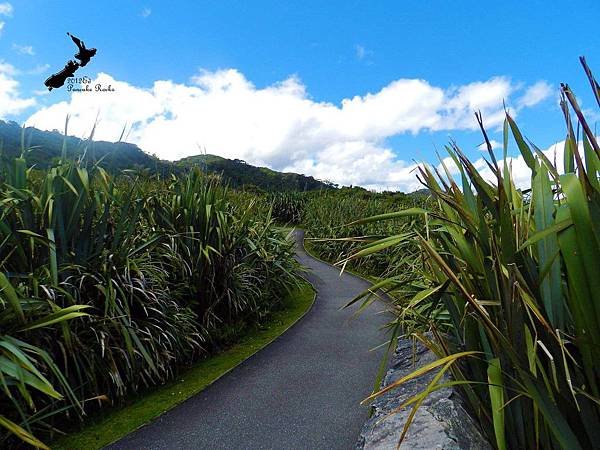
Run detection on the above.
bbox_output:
[44,60,80,91]
[67,32,97,67]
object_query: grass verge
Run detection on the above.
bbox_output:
[52,280,315,450]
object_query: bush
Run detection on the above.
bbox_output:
[302,188,427,277]
[347,58,600,449]
[269,191,307,224]
[0,154,300,447]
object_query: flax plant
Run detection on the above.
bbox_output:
[0,126,301,447]
[345,58,600,449]
[302,189,426,277]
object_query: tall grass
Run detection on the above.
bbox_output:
[302,188,426,277]
[0,139,300,447]
[269,191,306,225]
[345,58,600,449]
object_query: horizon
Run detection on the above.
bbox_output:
[0,0,598,191]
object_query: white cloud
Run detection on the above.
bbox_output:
[284,141,423,191]
[25,69,549,191]
[355,44,374,65]
[518,81,553,108]
[355,44,373,60]
[443,77,514,129]
[469,141,566,190]
[356,45,366,59]
[0,2,11,36]
[417,138,598,193]
[141,7,151,18]
[0,2,12,16]
[0,60,16,75]
[0,61,36,117]
[429,139,571,193]
[434,156,461,180]
[583,107,600,125]
[12,44,34,55]
[477,139,502,151]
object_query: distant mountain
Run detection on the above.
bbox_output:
[0,120,174,175]
[176,154,335,191]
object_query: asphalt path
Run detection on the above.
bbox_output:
[108,230,389,450]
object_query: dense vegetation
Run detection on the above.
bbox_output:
[0,147,301,448]
[301,187,427,278]
[323,59,600,449]
[178,154,334,191]
[3,55,598,450]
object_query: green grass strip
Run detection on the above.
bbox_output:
[52,281,315,450]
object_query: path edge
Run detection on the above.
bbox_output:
[54,260,317,449]
[103,284,317,448]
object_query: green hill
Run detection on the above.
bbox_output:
[0,120,175,175]
[0,121,335,191]
[177,154,335,191]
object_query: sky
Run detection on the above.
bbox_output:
[0,0,598,191]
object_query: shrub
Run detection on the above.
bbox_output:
[345,58,600,449]
[0,150,300,447]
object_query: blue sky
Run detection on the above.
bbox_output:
[0,0,598,191]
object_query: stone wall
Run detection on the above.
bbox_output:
[357,338,491,450]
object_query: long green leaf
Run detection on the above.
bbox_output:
[0,272,24,322]
[0,415,50,450]
[488,358,506,450]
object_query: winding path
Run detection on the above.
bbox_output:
[108,230,389,450]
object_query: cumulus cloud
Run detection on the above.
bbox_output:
[0,61,36,117]
[0,2,12,16]
[434,140,570,194]
[471,138,581,191]
[429,139,570,199]
[421,136,600,193]
[472,141,564,189]
[518,80,553,108]
[12,44,34,55]
[25,69,550,191]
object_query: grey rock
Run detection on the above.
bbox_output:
[357,338,491,450]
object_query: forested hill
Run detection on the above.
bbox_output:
[0,120,174,175]
[0,120,334,191]
[176,154,335,191]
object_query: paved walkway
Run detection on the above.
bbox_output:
[108,230,389,450]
